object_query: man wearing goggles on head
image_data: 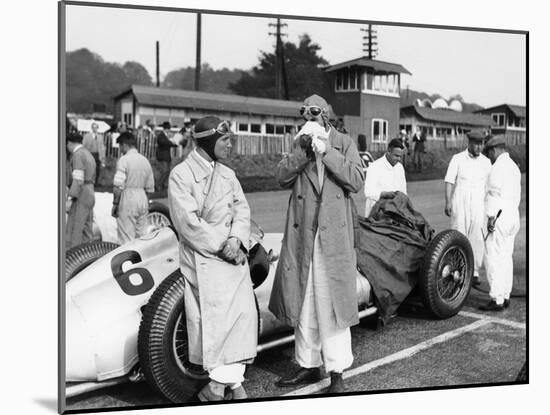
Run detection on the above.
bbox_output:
[269,94,365,394]
[168,116,257,401]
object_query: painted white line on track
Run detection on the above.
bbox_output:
[458,311,526,330]
[283,319,491,397]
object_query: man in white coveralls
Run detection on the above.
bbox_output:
[444,130,492,286]
[478,136,521,311]
[111,131,155,244]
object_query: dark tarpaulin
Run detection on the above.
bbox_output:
[355,192,434,324]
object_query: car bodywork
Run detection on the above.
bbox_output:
[65,225,374,393]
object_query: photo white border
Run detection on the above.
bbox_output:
[3,0,544,414]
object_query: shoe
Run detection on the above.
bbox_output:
[472,276,481,287]
[327,372,345,394]
[229,385,248,400]
[478,300,504,312]
[275,367,322,387]
[198,382,225,402]
[504,299,511,309]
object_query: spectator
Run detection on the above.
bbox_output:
[83,122,106,185]
[412,127,426,172]
[400,129,410,168]
[155,121,177,192]
[144,119,155,133]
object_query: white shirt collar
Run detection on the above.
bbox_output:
[194,149,215,171]
[73,144,83,153]
[382,154,399,170]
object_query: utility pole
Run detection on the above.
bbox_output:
[268,18,288,99]
[155,41,160,87]
[361,25,378,59]
[195,13,202,91]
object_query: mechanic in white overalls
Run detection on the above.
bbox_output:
[479,136,521,311]
[112,132,155,244]
[444,130,491,286]
[66,132,96,248]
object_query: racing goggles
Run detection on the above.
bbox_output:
[299,105,324,117]
[194,120,233,139]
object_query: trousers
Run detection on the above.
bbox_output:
[66,198,94,248]
[156,160,171,192]
[209,364,245,386]
[484,213,520,304]
[294,231,354,373]
[91,152,101,186]
[117,188,149,244]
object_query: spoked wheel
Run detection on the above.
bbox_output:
[419,230,474,319]
[144,202,173,234]
[437,246,469,303]
[65,241,119,282]
[172,313,209,381]
[138,271,208,403]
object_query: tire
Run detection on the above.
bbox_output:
[138,271,261,402]
[137,270,208,403]
[418,230,474,319]
[65,241,119,282]
[145,201,173,235]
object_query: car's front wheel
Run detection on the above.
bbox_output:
[137,271,208,403]
[65,241,119,282]
[418,230,474,319]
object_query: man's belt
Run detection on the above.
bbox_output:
[84,180,94,184]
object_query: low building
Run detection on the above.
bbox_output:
[474,104,526,144]
[400,101,496,149]
[323,57,412,151]
[113,85,303,137]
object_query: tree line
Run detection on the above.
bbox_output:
[66,35,481,115]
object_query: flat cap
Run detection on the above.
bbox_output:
[484,135,506,149]
[466,130,485,143]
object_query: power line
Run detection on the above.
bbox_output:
[360,25,378,59]
[268,18,288,100]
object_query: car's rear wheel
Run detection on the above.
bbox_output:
[418,230,473,319]
[65,241,119,282]
[145,202,173,235]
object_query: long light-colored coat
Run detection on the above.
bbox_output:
[168,150,257,370]
[268,128,365,330]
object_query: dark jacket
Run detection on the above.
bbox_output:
[156,131,176,162]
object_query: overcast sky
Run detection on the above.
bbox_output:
[65,4,526,108]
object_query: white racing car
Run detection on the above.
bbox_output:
[65,199,474,402]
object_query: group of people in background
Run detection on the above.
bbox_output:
[65,92,522,401]
[65,119,193,249]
